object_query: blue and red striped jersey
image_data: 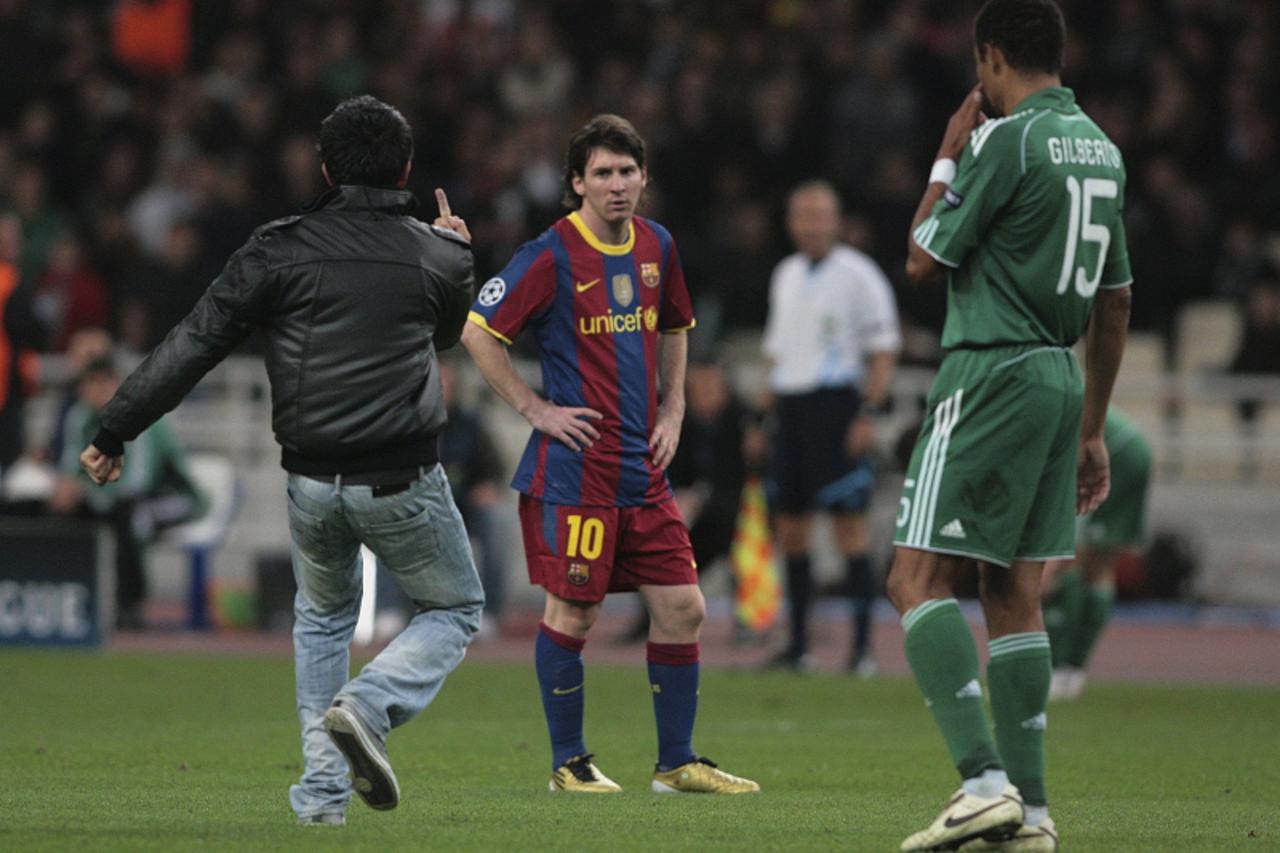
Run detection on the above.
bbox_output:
[468,211,695,507]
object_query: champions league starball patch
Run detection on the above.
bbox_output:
[944,188,965,208]
[477,277,506,306]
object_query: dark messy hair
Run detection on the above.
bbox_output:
[561,114,647,209]
[974,0,1066,75]
[317,95,414,186]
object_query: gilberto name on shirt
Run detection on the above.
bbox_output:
[1046,136,1123,170]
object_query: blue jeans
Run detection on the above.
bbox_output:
[285,464,483,819]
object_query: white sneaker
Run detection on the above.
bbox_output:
[297,812,345,827]
[323,702,399,811]
[900,784,1024,851]
[850,655,880,679]
[1048,668,1080,702]
[959,817,1059,851]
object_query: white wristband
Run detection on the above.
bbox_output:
[929,158,957,186]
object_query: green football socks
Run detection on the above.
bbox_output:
[1043,568,1085,668]
[1045,568,1115,670]
[1068,583,1115,668]
[902,599,1002,780]
[988,632,1052,807]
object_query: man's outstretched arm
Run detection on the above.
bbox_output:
[85,241,274,481]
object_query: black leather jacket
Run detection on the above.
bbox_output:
[95,185,474,475]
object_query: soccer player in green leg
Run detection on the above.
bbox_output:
[1043,408,1152,701]
[887,0,1132,849]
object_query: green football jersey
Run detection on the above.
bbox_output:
[912,87,1132,349]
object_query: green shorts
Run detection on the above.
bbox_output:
[894,345,1084,567]
[1079,420,1152,549]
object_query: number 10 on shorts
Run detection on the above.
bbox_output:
[565,514,605,560]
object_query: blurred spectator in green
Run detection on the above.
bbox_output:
[10,161,66,284]
[49,355,206,629]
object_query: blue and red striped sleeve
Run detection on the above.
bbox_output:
[468,236,557,344]
[653,225,695,332]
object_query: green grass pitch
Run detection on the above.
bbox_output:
[3,651,1277,851]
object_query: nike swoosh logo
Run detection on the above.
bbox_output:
[576,278,600,293]
[552,683,584,696]
[942,798,1017,829]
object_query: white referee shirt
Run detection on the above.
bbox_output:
[763,244,901,394]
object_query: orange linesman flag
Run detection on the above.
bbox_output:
[731,476,780,632]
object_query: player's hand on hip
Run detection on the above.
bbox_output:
[527,399,602,452]
[1075,435,1110,515]
[937,84,987,161]
[433,188,471,243]
[649,406,683,470]
[79,445,124,486]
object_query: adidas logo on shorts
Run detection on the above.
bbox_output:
[940,519,967,539]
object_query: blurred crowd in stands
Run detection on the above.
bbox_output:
[5,0,1278,632]
[2,0,1279,390]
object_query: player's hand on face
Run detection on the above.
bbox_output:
[79,445,124,486]
[649,404,683,470]
[1075,435,1110,515]
[433,188,472,243]
[938,84,987,161]
[527,399,602,452]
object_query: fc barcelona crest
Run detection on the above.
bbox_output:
[611,274,635,307]
[641,262,660,288]
[567,562,590,586]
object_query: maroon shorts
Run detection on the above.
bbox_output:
[518,494,697,603]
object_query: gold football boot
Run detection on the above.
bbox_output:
[549,754,622,793]
[651,757,760,794]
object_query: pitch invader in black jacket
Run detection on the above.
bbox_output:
[79,97,485,824]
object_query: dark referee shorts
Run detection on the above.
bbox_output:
[769,385,875,516]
